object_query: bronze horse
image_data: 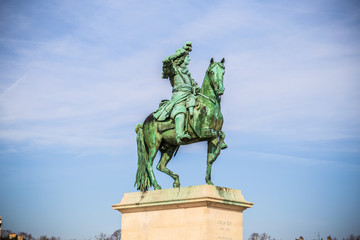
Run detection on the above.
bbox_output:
[135,58,226,191]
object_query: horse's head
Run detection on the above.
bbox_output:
[207,58,225,96]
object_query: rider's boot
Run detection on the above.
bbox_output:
[189,107,194,118]
[175,113,190,144]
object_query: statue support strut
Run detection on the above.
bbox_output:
[113,43,253,240]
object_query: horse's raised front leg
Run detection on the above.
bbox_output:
[205,132,225,185]
[156,145,180,188]
[147,148,162,190]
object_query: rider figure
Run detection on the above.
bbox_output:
[153,42,200,144]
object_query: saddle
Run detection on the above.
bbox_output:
[157,111,196,134]
[156,106,199,138]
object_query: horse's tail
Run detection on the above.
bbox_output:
[134,123,151,191]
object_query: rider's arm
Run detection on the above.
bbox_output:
[190,78,200,94]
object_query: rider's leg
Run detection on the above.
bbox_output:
[175,113,190,144]
[186,96,195,118]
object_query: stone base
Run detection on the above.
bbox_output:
[112,185,253,240]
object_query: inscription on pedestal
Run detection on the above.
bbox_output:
[217,220,233,240]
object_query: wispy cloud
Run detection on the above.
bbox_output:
[239,150,360,171]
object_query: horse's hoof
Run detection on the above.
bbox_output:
[173,180,180,188]
[154,185,162,190]
[206,181,214,186]
[221,143,228,150]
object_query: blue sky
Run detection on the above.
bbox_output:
[0,0,359,239]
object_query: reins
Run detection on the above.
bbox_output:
[198,92,216,104]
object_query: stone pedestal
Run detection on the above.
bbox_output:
[112,185,253,240]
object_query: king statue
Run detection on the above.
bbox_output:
[153,42,199,144]
[135,42,227,191]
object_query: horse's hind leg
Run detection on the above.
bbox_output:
[147,147,161,190]
[143,116,162,190]
[156,145,180,188]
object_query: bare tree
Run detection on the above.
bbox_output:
[95,233,110,240]
[18,232,35,240]
[249,232,276,240]
[1,230,12,239]
[110,229,121,240]
[249,233,260,240]
[260,233,276,240]
[39,235,61,240]
[346,235,360,240]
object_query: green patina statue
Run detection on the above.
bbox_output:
[135,42,227,191]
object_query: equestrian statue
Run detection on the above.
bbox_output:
[135,42,227,191]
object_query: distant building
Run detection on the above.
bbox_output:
[0,216,2,239]
[8,233,24,240]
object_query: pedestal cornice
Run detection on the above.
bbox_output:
[112,184,253,213]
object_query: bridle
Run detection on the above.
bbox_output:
[198,63,225,104]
